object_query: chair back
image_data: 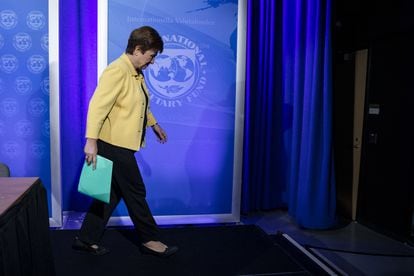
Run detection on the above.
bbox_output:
[0,163,10,177]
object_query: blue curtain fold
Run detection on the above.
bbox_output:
[243,0,336,229]
[60,0,97,210]
[242,0,285,212]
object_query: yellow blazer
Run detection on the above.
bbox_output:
[86,54,157,151]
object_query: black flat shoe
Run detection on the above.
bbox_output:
[140,245,179,258]
[72,237,109,256]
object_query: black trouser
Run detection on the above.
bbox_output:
[78,140,159,244]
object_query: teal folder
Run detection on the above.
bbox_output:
[78,155,113,203]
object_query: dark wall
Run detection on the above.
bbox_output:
[334,0,414,52]
[332,52,354,219]
[358,34,414,241]
[333,0,414,241]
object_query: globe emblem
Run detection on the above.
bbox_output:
[0,54,18,74]
[30,141,46,158]
[0,121,5,136]
[41,77,49,95]
[26,11,45,30]
[15,120,34,138]
[1,98,19,117]
[13,32,32,52]
[0,10,18,30]
[28,98,47,116]
[41,33,48,51]
[0,78,4,94]
[147,49,197,99]
[0,34,4,49]
[2,141,20,159]
[14,76,33,96]
[42,120,50,137]
[27,55,46,74]
[152,55,194,82]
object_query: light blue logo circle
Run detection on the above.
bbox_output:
[152,55,195,83]
[0,54,19,74]
[14,76,33,96]
[0,120,5,136]
[0,78,4,94]
[0,98,19,117]
[28,97,47,117]
[13,32,32,52]
[0,10,18,30]
[42,120,50,137]
[27,55,46,74]
[30,141,46,158]
[149,53,197,98]
[41,33,48,51]
[146,35,207,105]
[26,11,45,30]
[41,77,49,95]
[15,119,34,138]
[0,34,4,49]
[2,141,20,159]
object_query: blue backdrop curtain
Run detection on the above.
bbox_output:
[60,0,97,210]
[59,0,336,228]
[242,0,336,229]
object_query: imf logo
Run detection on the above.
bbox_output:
[14,76,33,96]
[28,98,47,117]
[0,54,19,74]
[15,119,34,138]
[26,11,45,30]
[0,34,4,49]
[41,77,49,95]
[0,78,4,94]
[145,34,207,108]
[27,55,46,74]
[0,10,18,30]
[149,52,195,98]
[41,33,48,51]
[42,120,50,137]
[0,98,19,117]
[30,141,46,158]
[13,32,32,52]
[2,141,20,159]
[0,120,4,136]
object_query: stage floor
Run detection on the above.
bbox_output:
[58,210,414,275]
[242,210,414,275]
[51,224,314,276]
